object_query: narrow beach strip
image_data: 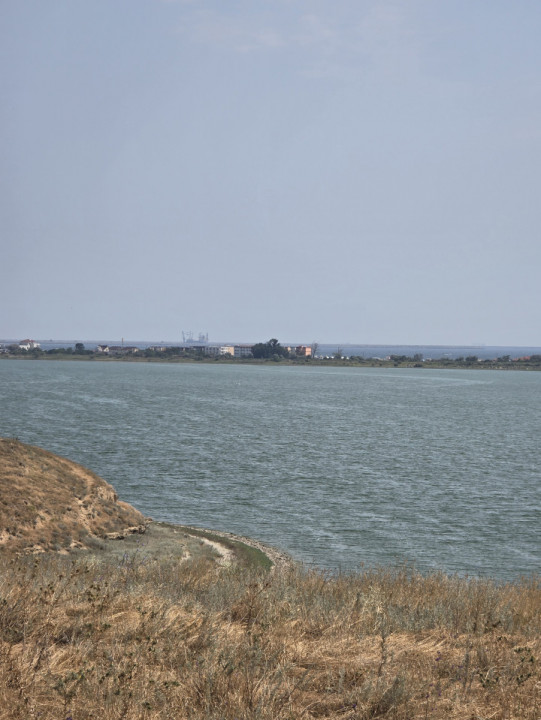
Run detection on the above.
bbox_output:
[179,524,294,571]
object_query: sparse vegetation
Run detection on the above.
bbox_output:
[0,553,539,718]
[1,440,539,718]
[0,439,146,554]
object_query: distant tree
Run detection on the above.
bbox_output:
[75,343,85,354]
[251,343,268,359]
[252,339,288,359]
[310,342,319,359]
[334,347,343,360]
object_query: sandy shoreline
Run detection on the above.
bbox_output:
[66,520,294,573]
[180,524,295,571]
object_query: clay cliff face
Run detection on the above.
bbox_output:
[0,438,146,554]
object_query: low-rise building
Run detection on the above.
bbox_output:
[18,339,41,350]
[108,346,140,355]
[233,344,253,358]
[200,345,237,356]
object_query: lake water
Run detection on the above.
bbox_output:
[1,359,539,580]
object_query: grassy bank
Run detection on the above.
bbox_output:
[1,550,539,719]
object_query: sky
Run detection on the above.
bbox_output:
[2,1,541,345]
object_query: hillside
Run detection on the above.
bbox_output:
[0,438,146,554]
[0,437,278,567]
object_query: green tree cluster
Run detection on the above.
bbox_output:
[251,338,289,360]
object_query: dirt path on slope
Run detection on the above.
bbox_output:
[78,521,294,572]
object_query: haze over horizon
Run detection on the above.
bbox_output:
[2,2,540,346]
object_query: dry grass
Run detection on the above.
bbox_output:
[0,552,539,719]
[1,439,539,718]
[0,439,146,554]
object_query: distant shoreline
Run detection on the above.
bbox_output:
[1,353,540,371]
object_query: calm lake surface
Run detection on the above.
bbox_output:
[1,359,539,580]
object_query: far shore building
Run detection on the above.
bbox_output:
[97,344,139,355]
[18,339,41,350]
[233,344,254,358]
[201,345,250,357]
[109,346,140,355]
[202,345,236,356]
[201,345,220,356]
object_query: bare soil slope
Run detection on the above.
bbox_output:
[0,438,146,554]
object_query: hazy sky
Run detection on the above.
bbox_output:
[2,1,540,345]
